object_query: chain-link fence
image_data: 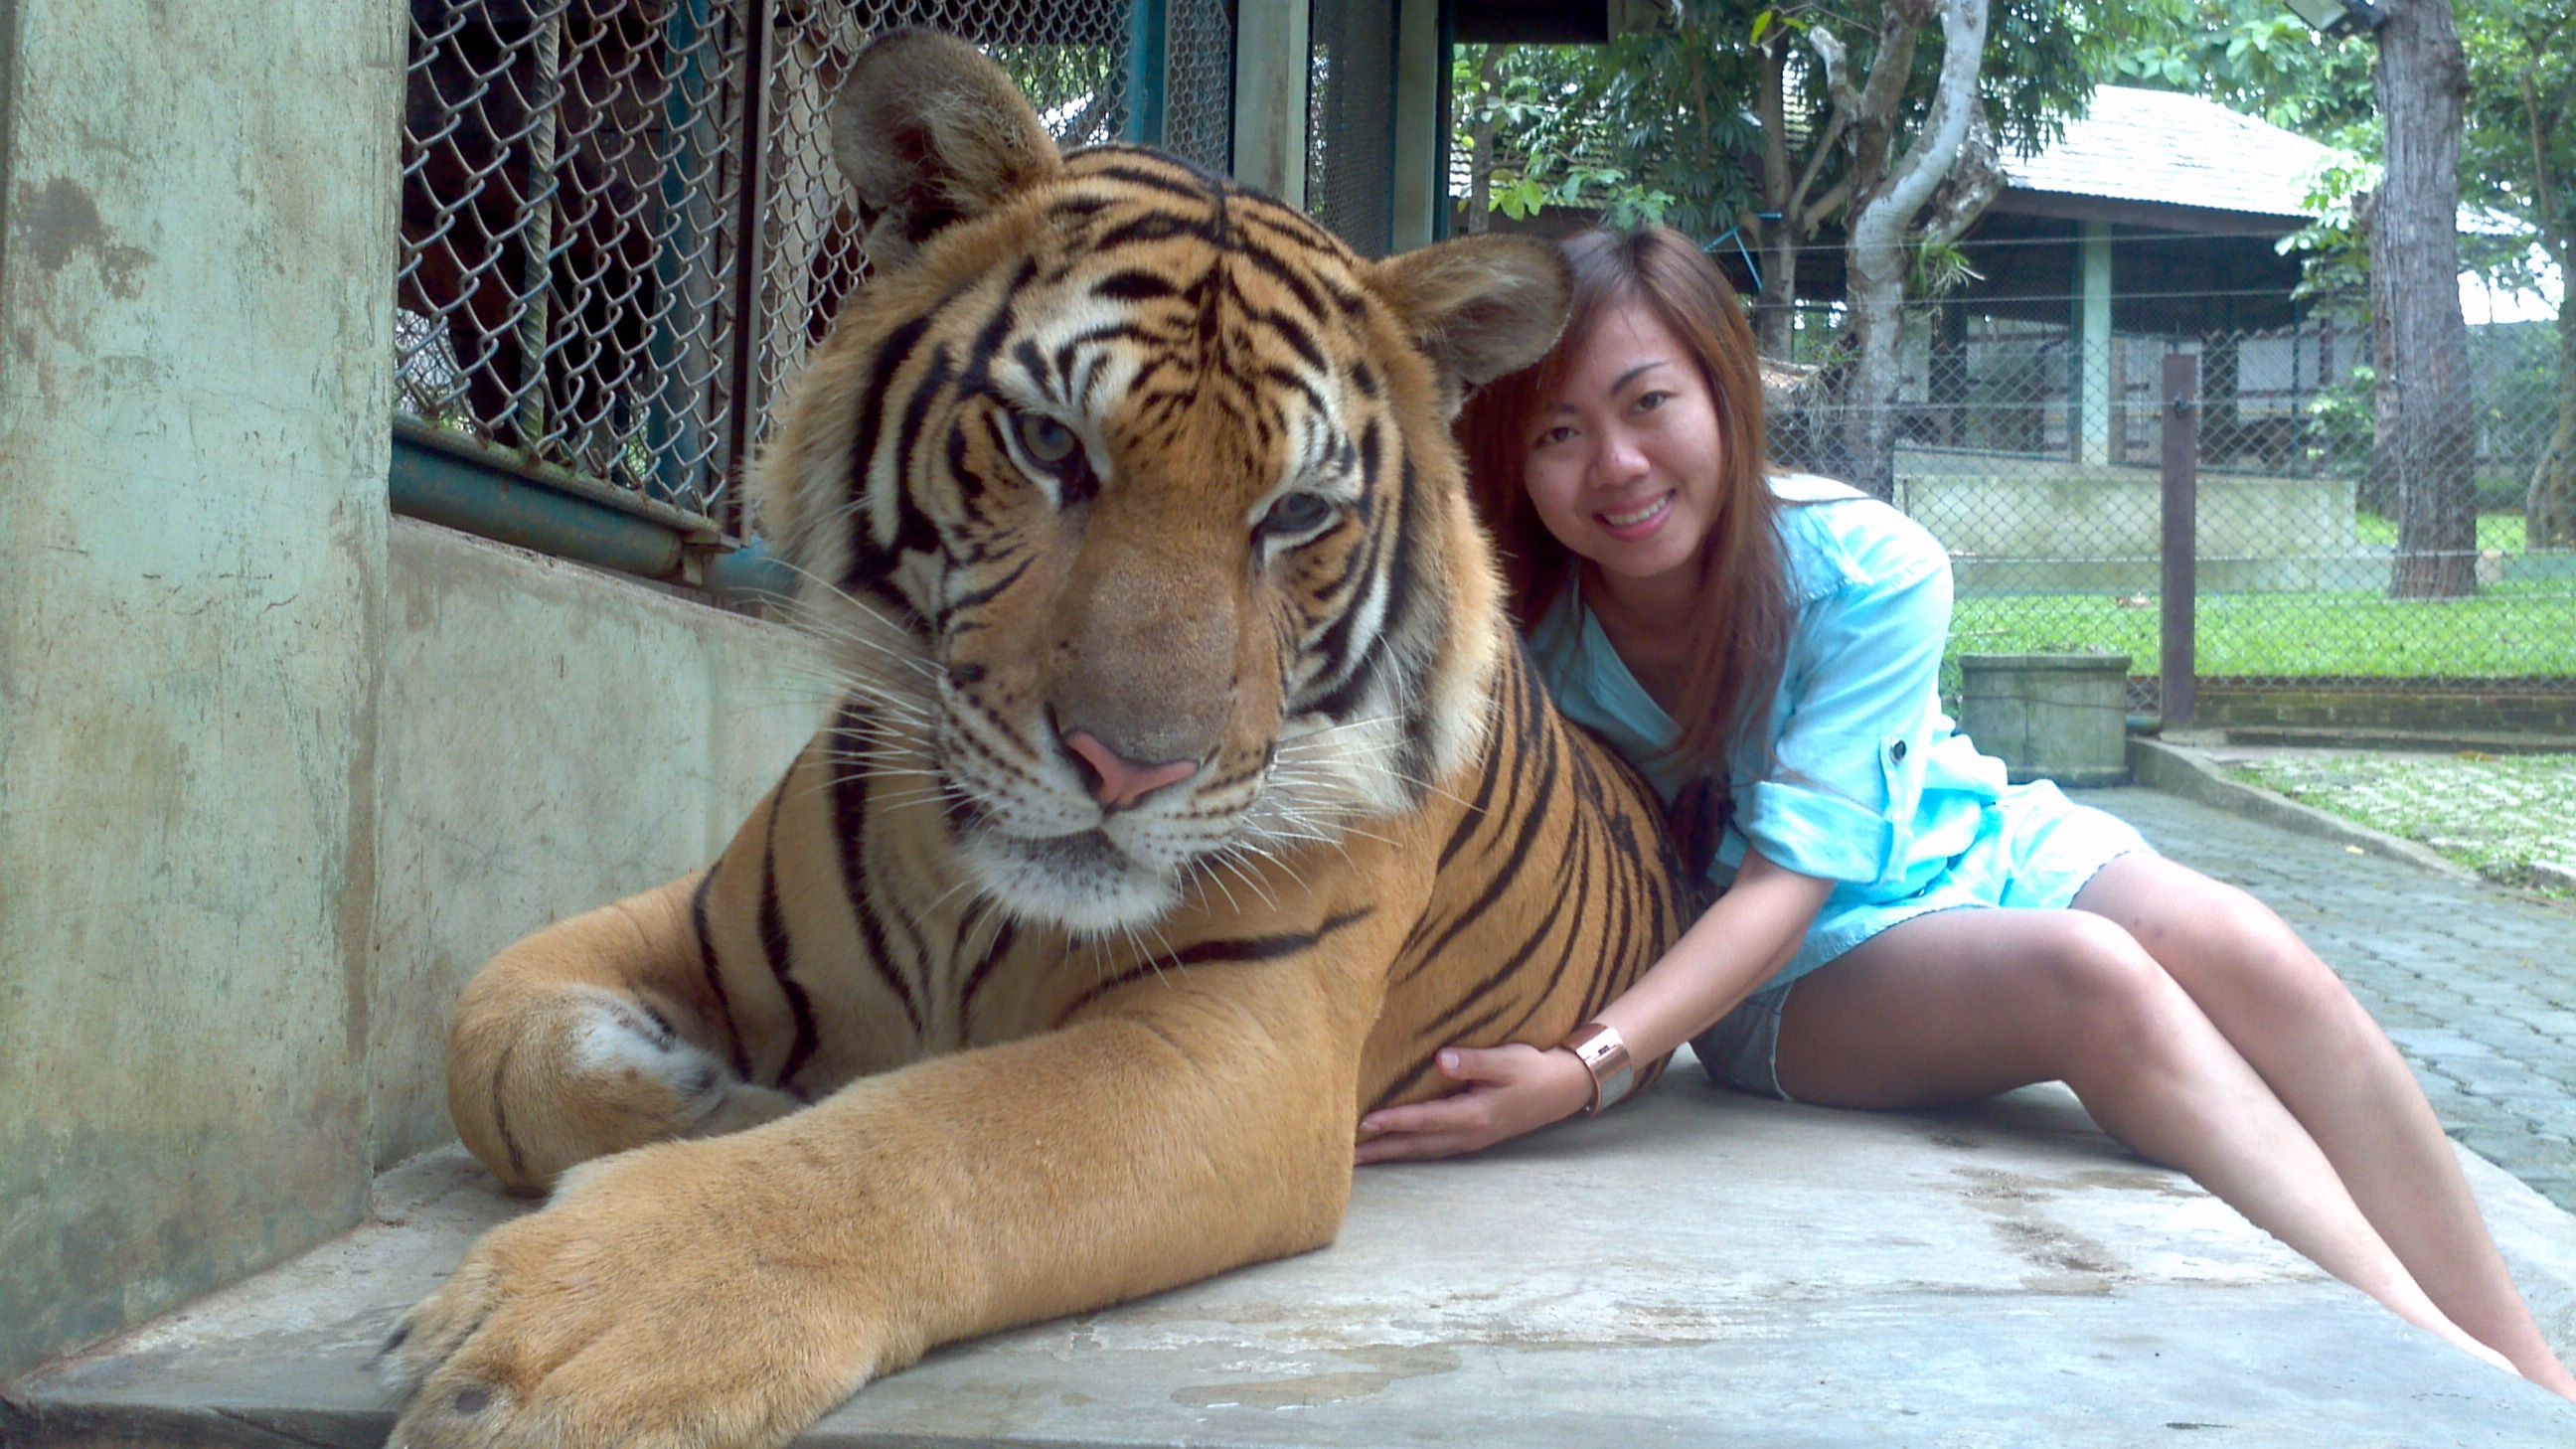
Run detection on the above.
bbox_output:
[1765,281,2576,720]
[398,0,1234,541]
[1305,0,1395,258]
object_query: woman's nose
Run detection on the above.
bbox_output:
[1593,430,1649,483]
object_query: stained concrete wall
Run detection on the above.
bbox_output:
[0,2,833,1381]
[371,521,828,1169]
[0,0,402,1383]
[1895,465,2360,593]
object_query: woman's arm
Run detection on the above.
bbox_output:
[1353,849,1834,1163]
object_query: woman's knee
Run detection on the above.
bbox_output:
[2117,872,2338,995]
[2021,913,2189,1057]
[2174,886,2360,1029]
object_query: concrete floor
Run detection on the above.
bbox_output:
[11,1065,2574,1447]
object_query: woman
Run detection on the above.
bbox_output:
[1355,226,2574,1395]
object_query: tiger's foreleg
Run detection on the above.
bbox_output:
[446,873,800,1193]
[389,931,1395,1449]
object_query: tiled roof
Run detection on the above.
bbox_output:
[2003,86,2346,220]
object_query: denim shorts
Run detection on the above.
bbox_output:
[1691,780,2153,1101]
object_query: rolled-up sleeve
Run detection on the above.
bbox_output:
[1734,546,1951,887]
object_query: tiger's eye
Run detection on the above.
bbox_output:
[1016,411,1078,466]
[1261,493,1336,538]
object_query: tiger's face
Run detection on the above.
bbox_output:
[756,35,1571,935]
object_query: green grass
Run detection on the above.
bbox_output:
[2229,751,2576,896]
[1949,581,2576,679]
[2352,511,2527,553]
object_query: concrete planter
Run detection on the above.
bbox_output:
[1958,652,2133,787]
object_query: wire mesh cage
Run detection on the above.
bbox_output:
[398,1,757,525]
[1766,283,2576,717]
[397,0,1232,539]
[1163,0,1237,178]
[1304,0,1394,257]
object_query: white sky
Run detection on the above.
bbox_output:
[2461,244,2564,326]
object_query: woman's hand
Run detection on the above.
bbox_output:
[1354,1044,1597,1164]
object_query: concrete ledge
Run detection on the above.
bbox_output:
[2127,735,2479,884]
[11,1074,2573,1446]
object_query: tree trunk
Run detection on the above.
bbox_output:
[1464,48,1499,237]
[1837,0,1990,500]
[2356,201,2397,516]
[2531,298,2576,549]
[1755,236,1800,359]
[2371,0,2479,597]
[2513,30,2575,552]
[1752,39,1802,359]
[1842,254,1906,500]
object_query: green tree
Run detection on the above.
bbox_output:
[1448,20,1758,241]
[2121,0,2497,592]
[1737,0,2174,493]
[1802,0,1998,498]
[1452,2,2174,495]
[2364,0,2479,597]
[2459,0,2576,549]
[2113,1,2375,142]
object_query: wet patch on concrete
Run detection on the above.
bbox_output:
[1955,1165,2127,1281]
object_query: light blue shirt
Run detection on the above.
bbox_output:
[1528,474,2011,982]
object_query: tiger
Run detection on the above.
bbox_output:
[386,29,1690,1449]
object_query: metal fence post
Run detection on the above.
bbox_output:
[1123,0,1169,147]
[2160,352,2200,728]
[1230,2,1309,206]
[649,0,719,510]
[515,4,564,451]
[719,0,776,539]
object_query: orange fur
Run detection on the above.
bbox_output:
[393,31,1688,1449]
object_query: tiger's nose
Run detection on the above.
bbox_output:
[1061,729,1200,810]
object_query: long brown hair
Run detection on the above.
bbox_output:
[1459,227,1795,780]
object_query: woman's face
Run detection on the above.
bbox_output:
[1519,296,1727,599]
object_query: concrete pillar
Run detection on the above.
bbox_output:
[2075,219,2114,467]
[1389,0,1441,252]
[1231,0,1310,207]
[0,0,402,1379]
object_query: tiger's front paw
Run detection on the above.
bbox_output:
[385,1138,886,1449]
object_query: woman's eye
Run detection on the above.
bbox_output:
[1637,391,1671,412]
[1261,492,1337,538]
[1015,411,1078,467]
[1533,424,1576,449]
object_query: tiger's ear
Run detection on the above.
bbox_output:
[828,30,1062,267]
[1372,235,1574,411]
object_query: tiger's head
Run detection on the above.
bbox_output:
[754,31,1570,935]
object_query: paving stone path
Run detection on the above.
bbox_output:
[2092,785,2576,1211]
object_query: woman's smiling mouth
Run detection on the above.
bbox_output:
[1598,492,1675,540]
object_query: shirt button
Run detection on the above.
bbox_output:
[1891,739,1908,761]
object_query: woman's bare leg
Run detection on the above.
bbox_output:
[2074,854,2574,1396]
[1771,906,2514,1372]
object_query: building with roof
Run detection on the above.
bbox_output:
[1446,77,2376,474]
[1945,84,2357,471]
[2001,84,2343,226]
[1687,83,2378,477]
